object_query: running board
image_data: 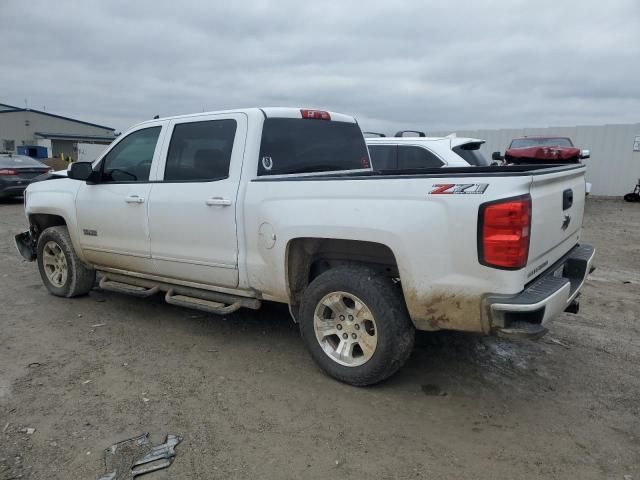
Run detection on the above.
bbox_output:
[165,290,242,315]
[99,277,160,298]
[97,273,261,314]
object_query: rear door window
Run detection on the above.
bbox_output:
[258,119,369,176]
[368,145,398,170]
[164,119,237,182]
[397,146,443,169]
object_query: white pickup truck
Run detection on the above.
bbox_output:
[15,107,595,386]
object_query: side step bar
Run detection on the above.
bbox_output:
[165,289,242,315]
[98,273,261,314]
[99,277,160,298]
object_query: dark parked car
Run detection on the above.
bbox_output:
[0,154,51,198]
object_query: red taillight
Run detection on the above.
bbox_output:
[300,109,331,120]
[479,195,531,269]
[0,168,17,175]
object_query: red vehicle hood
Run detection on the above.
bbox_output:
[506,146,581,161]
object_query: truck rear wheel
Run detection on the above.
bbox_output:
[299,266,415,386]
[37,226,96,298]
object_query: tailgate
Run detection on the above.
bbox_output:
[528,166,586,269]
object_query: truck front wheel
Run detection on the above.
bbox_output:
[299,266,415,386]
[37,226,96,298]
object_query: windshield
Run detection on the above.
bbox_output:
[258,118,370,176]
[510,137,573,149]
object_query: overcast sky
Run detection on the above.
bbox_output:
[1,0,638,134]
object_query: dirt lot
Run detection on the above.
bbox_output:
[1,197,638,479]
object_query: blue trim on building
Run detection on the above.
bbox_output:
[0,107,115,131]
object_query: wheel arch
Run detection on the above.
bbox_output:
[285,237,401,319]
[28,213,67,235]
[27,211,88,264]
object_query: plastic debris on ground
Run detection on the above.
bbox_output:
[97,433,182,480]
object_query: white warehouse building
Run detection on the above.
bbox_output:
[0,102,116,161]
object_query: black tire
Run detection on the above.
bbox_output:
[624,193,640,203]
[299,266,415,386]
[37,226,96,297]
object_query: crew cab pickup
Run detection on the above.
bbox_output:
[15,107,595,386]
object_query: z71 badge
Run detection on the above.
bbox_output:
[429,183,489,195]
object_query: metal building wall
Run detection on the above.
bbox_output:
[0,110,115,156]
[430,123,640,196]
[51,140,77,160]
[0,110,114,141]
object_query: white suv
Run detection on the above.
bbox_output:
[365,130,489,170]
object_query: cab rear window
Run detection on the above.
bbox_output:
[258,118,369,176]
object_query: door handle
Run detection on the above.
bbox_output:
[206,197,232,207]
[125,195,145,204]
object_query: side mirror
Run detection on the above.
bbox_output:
[492,151,504,161]
[68,162,95,181]
[580,149,590,159]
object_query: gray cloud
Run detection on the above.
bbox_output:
[1,0,638,134]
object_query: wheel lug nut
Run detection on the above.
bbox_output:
[336,324,342,330]
[352,333,357,339]
[348,315,353,321]
[342,333,348,339]
[339,315,345,321]
[354,324,360,330]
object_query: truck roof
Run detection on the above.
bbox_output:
[135,107,357,127]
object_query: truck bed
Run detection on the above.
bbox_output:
[252,163,584,181]
[247,162,587,334]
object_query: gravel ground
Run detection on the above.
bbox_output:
[1,197,638,479]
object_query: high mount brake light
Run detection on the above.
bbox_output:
[0,169,17,175]
[478,195,531,269]
[300,109,331,120]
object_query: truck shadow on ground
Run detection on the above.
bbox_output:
[90,288,552,397]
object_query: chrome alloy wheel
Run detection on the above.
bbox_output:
[313,291,378,367]
[42,241,68,287]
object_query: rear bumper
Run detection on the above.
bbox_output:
[486,244,595,339]
[0,184,27,197]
